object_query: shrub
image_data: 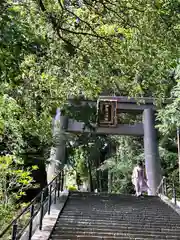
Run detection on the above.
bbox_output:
[67,185,77,191]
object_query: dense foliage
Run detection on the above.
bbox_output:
[1,0,180,154]
[0,0,180,232]
[0,155,37,231]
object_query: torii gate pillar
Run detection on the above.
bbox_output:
[47,112,68,185]
[143,108,162,195]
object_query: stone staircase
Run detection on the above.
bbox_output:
[49,192,180,239]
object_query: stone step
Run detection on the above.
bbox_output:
[50,235,171,240]
[61,211,179,218]
[57,221,180,229]
[52,226,180,236]
[55,222,180,231]
[51,232,179,240]
[59,215,180,223]
[50,235,179,240]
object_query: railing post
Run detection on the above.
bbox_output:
[39,190,44,230]
[57,172,61,198]
[61,170,64,192]
[164,177,167,195]
[172,181,177,205]
[161,176,166,195]
[48,184,52,215]
[12,221,17,240]
[161,181,164,195]
[54,178,57,204]
[28,204,34,240]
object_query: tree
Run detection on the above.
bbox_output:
[0,155,37,232]
[157,74,180,134]
[34,0,180,97]
[99,136,143,193]
[157,67,180,196]
[1,0,179,161]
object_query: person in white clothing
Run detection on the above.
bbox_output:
[132,161,149,197]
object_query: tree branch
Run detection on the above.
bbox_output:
[37,0,78,54]
[37,0,125,54]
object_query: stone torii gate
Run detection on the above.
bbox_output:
[47,96,162,196]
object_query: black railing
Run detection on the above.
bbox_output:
[0,171,64,240]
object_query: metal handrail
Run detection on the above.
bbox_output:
[0,171,63,240]
[157,175,179,206]
[156,176,166,195]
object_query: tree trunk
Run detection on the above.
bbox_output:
[95,157,101,191]
[61,169,64,191]
[87,158,93,192]
[96,170,99,191]
[76,171,82,190]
